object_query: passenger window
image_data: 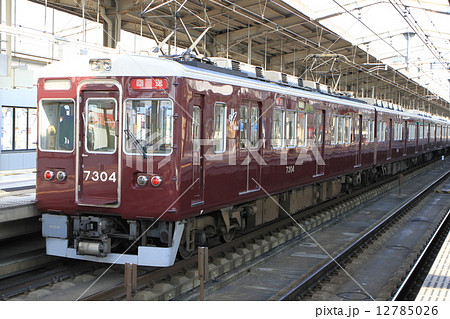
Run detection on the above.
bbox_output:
[213,103,227,152]
[286,110,297,148]
[272,109,285,148]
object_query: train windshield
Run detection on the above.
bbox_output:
[124,99,173,155]
[39,100,75,151]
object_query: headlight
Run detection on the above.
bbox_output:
[56,171,67,181]
[137,175,149,187]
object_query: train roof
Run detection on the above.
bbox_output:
[38,54,449,125]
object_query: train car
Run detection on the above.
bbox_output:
[38,54,450,266]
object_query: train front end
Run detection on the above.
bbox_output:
[37,55,183,266]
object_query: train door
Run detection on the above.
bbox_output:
[403,121,408,156]
[388,119,393,159]
[354,114,362,167]
[239,101,261,193]
[191,95,205,206]
[313,109,325,176]
[77,85,120,207]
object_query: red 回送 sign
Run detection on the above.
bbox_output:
[130,78,168,90]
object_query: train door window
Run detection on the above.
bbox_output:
[297,112,307,147]
[213,103,227,153]
[436,126,441,140]
[240,106,248,149]
[430,124,435,142]
[192,106,201,152]
[408,124,416,141]
[378,121,386,142]
[286,110,297,148]
[354,115,361,143]
[331,115,337,144]
[337,116,345,144]
[424,124,429,141]
[39,100,75,152]
[124,99,173,155]
[86,99,116,153]
[249,107,259,148]
[419,124,424,140]
[272,109,285,148]
[313,111,324,145]
[344,116,352,144]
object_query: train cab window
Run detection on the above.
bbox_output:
[286,110,297,148]
[124,99,173,155]
[272,109,285,148]
[213,103,226,153]
[240,106,248,149]
[297,112,307,147]
[39,100,75,152]
[86,99,116,153]
[192,106,200,152]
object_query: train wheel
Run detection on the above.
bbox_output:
[178,245,194,259]
[220,229,235,243]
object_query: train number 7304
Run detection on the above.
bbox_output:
[84,170,117,182]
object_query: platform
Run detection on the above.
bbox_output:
[415,231,450,301]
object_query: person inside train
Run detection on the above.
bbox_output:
[58,106,74,150]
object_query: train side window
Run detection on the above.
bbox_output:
[364,119,374,142]
[272,109,285,148]
[192,106,200,152]
[213,103,227,153]
[39,99,75,152]
[337,116,344,144]
[286,110,297,148]
[297,112,307,147]
[250,107,259,148]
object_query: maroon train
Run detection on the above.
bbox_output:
[38,54,450,266]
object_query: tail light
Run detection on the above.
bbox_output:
[44,170,54,181]
[151,175,162,187]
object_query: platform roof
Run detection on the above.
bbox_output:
[26,0,449,116]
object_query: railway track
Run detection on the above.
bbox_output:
[3,160,448,301]
[277,168,450,301]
